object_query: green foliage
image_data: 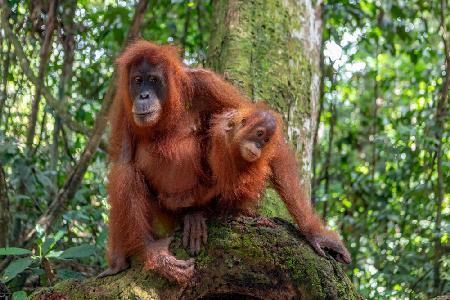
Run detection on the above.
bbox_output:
[316,0,450,298]
[0,235,97,283]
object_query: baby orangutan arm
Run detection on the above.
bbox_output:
[270,139,351,264]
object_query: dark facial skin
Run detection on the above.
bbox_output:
[237,110,276,162]
[129,60,166,127]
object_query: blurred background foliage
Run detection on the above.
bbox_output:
[0,0,448,299]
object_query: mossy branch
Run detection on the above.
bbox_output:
[31,217,361,300]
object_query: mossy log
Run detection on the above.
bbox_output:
[31,217,361,300]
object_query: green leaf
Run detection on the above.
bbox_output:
[60,245,96,259]
[42,231,65,255]
[12,291,27,300]
[57,268,85,280]
[46,250,63,258]
[36,172,53,189]
[0,247,32,256]
[3,257,34,282]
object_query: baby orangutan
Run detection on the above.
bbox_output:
[182,105,281,255]
[183,104,351,265]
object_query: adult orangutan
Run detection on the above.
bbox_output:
[99,40,245,283]
[99,40,350,284]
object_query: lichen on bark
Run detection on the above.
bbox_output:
[31,217,362,300]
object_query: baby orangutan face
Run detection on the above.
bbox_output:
[224,109,277,162]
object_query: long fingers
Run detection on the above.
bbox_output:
[189,219,199,255]
[158,255,195,284]
[183,215,191,249]
[314,236,352,264]
[310,241,327,258]
[183,213,208,256]
[200,216,207,244]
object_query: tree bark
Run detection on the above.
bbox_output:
[31,217,361,300]
[0,38,10,126]
[0,163,8,247]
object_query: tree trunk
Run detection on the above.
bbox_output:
[0,163,8,247]
[31,217,361,300]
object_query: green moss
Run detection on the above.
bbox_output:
[31,217,361,299]
[258,188,292,220]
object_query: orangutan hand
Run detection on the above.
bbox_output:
[306,231,351,264]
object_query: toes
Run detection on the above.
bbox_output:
[183,213,207,256]
[194,219,201,254]
[96,264,129,279]
[201,219,208,244]
[338,251,352,264]
[160,257,195,284]
[189,230,196,256]
[324,241,352,264]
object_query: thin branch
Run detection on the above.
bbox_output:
[30,108,48,157]
[180,1,192,57]
[61,125,75,164]
[322,102,336,219]
[0,163,8,247]
[20,0,150,247]
[196,0,205,64]
[25,0,57,151]
[0,37,11,125]
[311,36,326,205]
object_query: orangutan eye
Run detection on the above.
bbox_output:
[149,76,158,83]
[264,137,270,143]
[135,76,143,84]
[228,121,235,128]
[241,118,247,126]
[257,130,264,137]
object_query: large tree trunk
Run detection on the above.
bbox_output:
[31,217,361,300]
